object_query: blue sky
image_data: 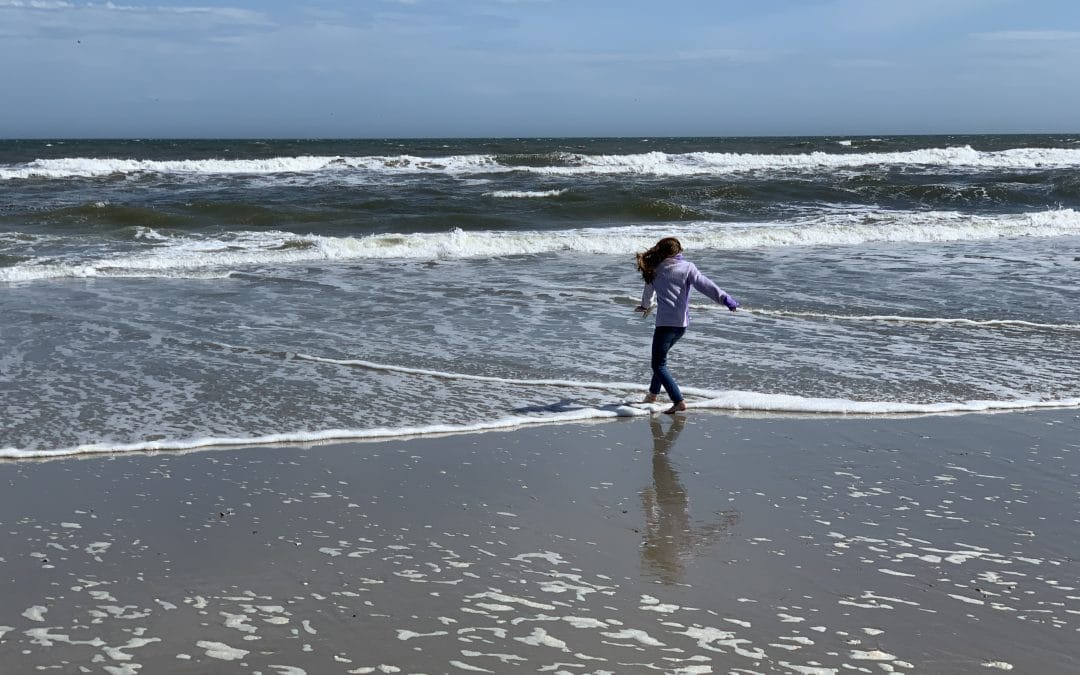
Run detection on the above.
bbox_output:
[2,0,1078,138]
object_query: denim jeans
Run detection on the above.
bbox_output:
[650,326,686,403]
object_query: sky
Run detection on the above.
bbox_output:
[1,0,1079,138]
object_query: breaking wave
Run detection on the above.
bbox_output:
[2,209,1078,282]
[5,146,1080,180]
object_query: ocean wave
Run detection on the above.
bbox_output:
[0,155,345,180]
[5,146,1080,180]
[0,154,504,180]
[535,146,1080,175]
[2,209,1078,281]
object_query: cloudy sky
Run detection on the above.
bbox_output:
[2,0,1078,138]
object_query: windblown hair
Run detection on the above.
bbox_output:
[636,237,683,284]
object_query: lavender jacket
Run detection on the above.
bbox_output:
[640,254,731,327]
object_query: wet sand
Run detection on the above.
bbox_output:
[1,410,1078,674]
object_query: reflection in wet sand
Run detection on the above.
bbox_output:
[641,416,740,583]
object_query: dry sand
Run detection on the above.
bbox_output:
[1,410,1078,674]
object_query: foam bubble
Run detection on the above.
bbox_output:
[513,627,568,650]
[195,640,249,661]
[850,649,897,661]
[21,606,47,622]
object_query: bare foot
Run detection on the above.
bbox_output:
[663,400,687,414]
[643,393,658,404]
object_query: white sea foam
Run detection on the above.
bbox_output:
[0,154,504,180]
[0,265,237,283]
[484,189,567,198]
[0,155,343,180]
[530,146,1080,175]
[3,209,1078,281]
[2,357,1076,460]
[686,390,1080,416]
[196,640,249,661]
[5,146,1080,180]
[21,606,47,622]
[0,405,648,459]
[750,309,1080,332]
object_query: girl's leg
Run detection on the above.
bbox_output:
[648,331,665,396]
[648,329,667,397]
[648,371,662,397]
[651,326,686,402]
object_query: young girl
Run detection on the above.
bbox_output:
[634,237,739,413]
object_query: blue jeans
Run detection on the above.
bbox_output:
[650,326,686,403]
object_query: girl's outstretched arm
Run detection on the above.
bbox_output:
[687,264,738,311]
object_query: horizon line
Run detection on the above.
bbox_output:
[2,131,1078,143]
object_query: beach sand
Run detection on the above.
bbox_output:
[1,410,1078,674]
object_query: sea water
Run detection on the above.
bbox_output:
[1,136,1078,458]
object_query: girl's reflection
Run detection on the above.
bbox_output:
[641,416,739,584]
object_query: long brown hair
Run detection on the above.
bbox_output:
[636,237,683,284]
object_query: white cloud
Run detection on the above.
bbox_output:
[675,48,776,64]
[831,58,894,69]
[797,0,993,34]
[0,1,75,8]
[0,0,268,24]
[974,30,1080,42]
[159,5,267,23]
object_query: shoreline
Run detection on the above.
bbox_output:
[1,409,1078,673]
[6,400,1080,461]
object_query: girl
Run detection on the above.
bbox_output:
[634,237,739,413]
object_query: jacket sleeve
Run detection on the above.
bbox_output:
[687,263,729,305]
[640,283,656,309]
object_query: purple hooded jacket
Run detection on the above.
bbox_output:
[640,254,731,327]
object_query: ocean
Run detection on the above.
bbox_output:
[2,135,1078,459]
